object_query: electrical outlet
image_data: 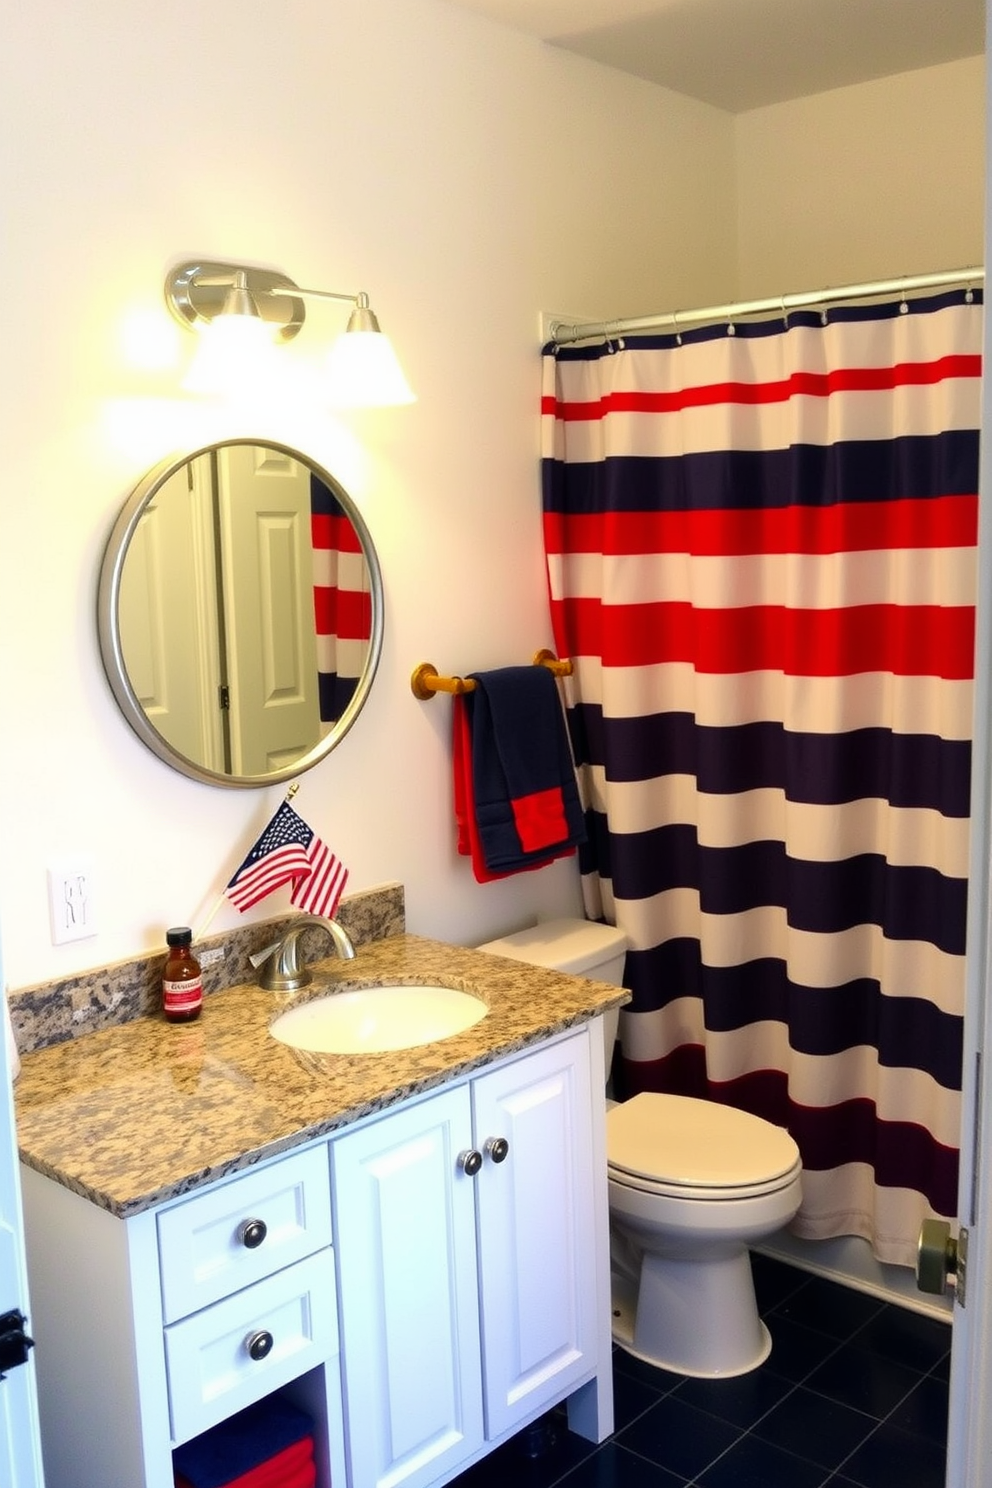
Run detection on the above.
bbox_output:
[47,860,97,945]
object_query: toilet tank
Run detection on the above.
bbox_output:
[476,919,628,1079]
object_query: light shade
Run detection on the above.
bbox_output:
[325,330,417,407]
[182,313,279,395]
[325,297,416,407]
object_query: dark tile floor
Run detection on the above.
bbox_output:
[454,1254,951,1488]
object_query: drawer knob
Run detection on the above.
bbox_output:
[245,1329,274,1362]
[485,1136,509,1164]
[238,1218,268,1250]
[458,1149,483,1177]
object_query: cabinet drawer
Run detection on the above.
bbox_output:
[165,1247,338,1446]
[158,1146,332,1323]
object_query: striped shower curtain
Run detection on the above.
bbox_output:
[542,289,982,1265]
[311,475,372,726]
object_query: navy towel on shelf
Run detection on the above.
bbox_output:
[465,665,586,874]
[172,1396,313,1488]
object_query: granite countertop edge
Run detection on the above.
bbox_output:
[14,933,629,1220]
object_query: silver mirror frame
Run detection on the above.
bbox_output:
[97,439,384,789]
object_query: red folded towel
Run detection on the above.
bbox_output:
[172,1397,314,1488]
[175,1436,315,1488]
[512,784,570,855]
[453,693,506,883]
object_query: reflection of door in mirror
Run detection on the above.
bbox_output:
[119,448,324,777]
[118,456,226,772]
[216,444,321,776]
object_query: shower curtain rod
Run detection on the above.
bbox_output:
[548,265,985,346]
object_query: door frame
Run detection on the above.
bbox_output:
[945,29,992,1471]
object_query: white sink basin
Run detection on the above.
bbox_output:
[269,983,489,1054]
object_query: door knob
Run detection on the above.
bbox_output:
[458,1149,483,1176]
[916,1218,967,1302]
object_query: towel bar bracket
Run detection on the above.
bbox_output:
[411,663,472,700]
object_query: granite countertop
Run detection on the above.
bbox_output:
[13,933,628,1219]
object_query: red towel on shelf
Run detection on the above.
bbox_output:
[172,1397,314,1488]
[175,1436,315,1488]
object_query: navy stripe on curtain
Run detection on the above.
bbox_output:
[543,288,982,1265]
[543,434,980,515]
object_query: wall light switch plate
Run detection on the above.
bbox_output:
[47,859,97,945]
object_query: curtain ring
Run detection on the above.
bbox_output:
[781,296,789,329]
[672,311,682,346]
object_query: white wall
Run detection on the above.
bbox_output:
[1,0,984,994]
[735,55,985,296]
[0,0,737,988]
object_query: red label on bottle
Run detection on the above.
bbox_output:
[163,977,203,1012]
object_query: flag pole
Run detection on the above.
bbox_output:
[193,782,302,940]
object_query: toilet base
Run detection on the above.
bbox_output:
[610,1247,772,1379]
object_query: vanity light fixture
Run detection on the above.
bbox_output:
[165,259,416,406]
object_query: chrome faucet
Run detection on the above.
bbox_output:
[250,914,356,992]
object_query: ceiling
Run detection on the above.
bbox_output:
[444,0,985,112]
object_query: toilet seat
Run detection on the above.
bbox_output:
[607,1093,801,1201]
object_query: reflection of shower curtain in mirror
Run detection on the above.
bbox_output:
[311,475,372,725]
[542,289,982,1264]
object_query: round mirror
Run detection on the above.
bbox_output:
[98,439,383,787]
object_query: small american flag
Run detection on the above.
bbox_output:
[291,830,349,919]
[225,802,348,918]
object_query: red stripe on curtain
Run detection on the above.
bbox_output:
[313,587,371,640]
[553,597,975,678]
[542,353,983,421]
[544,494,978,557]
[311,512,363,552]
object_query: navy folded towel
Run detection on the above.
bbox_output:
[172,1397,312,1488]
[466,665,586,874]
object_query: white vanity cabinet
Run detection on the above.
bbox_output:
[18,1022,612,1488]
[20,1145,346,1488]
[332,1028,606,1488]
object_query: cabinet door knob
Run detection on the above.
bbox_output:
[458,1149,483,1176]
[245,1329,274,1362]
[238,1218,268,1249]
[485,1137,509,1164]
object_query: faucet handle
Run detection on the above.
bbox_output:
[249,940,281,971]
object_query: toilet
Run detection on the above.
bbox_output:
[477,919,802,1379]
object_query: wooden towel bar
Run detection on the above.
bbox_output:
[411,650,573,700]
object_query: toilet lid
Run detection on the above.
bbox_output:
[607,1092,800,1189]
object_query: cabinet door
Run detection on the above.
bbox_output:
[332,1086,483,1488]
[472,1031,597,1439]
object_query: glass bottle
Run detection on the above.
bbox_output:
[163,926,203,1023]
